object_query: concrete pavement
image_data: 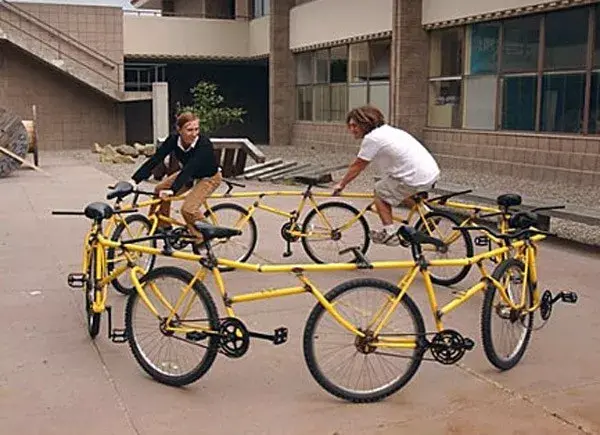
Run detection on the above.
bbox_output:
[1,154,598,434]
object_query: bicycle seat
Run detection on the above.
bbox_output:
[294,175,329,186]
[193,222,242,241]
[497,193,522,208]
[508,211,539,229]
[398,226,445,248]
[84,202,114,221]
[106,181,134,200]
[411,191,429,201]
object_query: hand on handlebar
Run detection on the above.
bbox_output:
[159,189,174,198]
[333,182,344,196]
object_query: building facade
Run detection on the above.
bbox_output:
[2,0,599,185]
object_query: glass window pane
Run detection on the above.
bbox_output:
[330,46,348,84]
[369,81,390,121]
[313,85,330,121]
[540,73,586,133]
[463,75,497,129]
[544,7,588,70]
[589,73,600,133]
[502,16,540,72]
[468,22,500,75]
[349,83,368,109]
[297,86,313,121]
[315,49,329,83]
[501,75,537,131]
[369,39,391,81]
[349,42,369,82]
[296,52,313,85]
[429,28,463,77]
[330,84,348,121]
[427,80,462,128]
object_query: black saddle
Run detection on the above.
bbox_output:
[398,226,445,248]
[106,181,134,200]
[294,175,329,186]
[497,193,522,208]
[84,202,114,221]
[508,211,539,229]
[193,222,242,242]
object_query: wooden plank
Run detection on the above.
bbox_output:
[257,162,299,181]
[233,148,248,176]
[244,161,297,179]
[240,159,284,177]
[266,163,314,181]
[221,148,237,177]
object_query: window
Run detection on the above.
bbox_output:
[502,16,540,72]
[428,28,463,128]
[252,0,269,18]
[427,5,600,135]
[540,73,586,133]
[544,7,588,70]
[294,39,391,122]
[501,75,537,130]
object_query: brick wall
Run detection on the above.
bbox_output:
[424,129,600,186]
[16,3,123,64]
[0,42,125,151]
[292,122,357,149]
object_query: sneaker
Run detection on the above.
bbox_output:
[370,229,401,247]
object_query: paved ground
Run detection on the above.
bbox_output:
[1,154,599,434]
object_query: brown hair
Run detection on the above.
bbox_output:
[345,105,385,134]
[176,111,199,130]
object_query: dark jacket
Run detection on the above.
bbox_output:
[132,133,219,193]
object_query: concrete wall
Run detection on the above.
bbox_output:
[249,16,270,57]
[290,0,393,50]
[422,0,557,24]
[0,42,124,151]
[123,15,249,58]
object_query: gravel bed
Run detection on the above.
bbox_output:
[55,146,600,247]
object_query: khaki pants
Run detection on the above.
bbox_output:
[151,170,222,239]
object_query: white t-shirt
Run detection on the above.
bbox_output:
[357,124,440,187]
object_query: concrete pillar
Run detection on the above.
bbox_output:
[152,82,169,145]
[269,0,295,146]
[390,0,428,140]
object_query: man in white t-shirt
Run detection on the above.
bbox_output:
[333,105,440,246]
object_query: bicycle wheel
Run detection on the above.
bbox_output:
[125,266,220,387]
[481,258,534,370]
[203,203,257,264]
[303,278,425,403]
[85,247,101,338]
[107,213,157,295]
[301,201,370,264]
[414,210,474,286]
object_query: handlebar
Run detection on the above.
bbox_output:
[454,225,555,241]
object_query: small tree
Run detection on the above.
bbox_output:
[176,81,246,135]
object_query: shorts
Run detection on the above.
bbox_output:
[374,175,437,206]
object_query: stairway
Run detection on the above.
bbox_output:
[0,0,124,100]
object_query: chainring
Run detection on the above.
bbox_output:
[168,227,192,250]
[281,221,301,242]
[429,329,467,365]
[219,317,250,358]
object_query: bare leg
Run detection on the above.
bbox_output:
[373,196,393,226]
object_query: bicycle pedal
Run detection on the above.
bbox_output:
[273,327,288,345]
[474,236,490,247]
[110,328,128,343]
[282,251,292,258]
[67,273,85,288]
[559,291,578,304]
[463,337,475,351]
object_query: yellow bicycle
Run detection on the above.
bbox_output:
[63,201,578,402]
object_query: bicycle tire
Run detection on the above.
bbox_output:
[125,266,220,387]
[86,247,101,338]
[303,278,425,403]
[481,258,534,370]
[415,210,474,286]
[301,201,370,264]
[107,213,156,295]
[203,202,258,267]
